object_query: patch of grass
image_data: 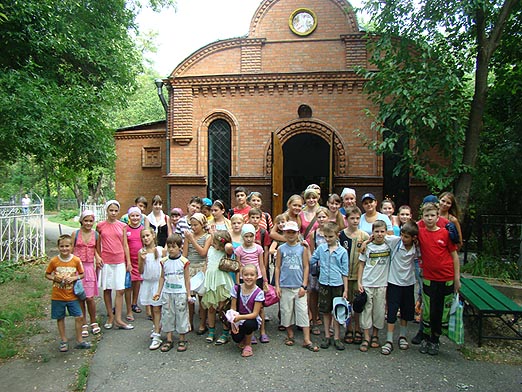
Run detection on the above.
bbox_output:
[0,261,49,360]
[47,211,79,229]
[74,361,90,391]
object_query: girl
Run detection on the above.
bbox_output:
[300,188,320,243]
[326,193,346,230]
[247,191,273,232]
[97,200,133,330]
[268,213,288,331]
[138,228,166,350]
[123,206,144,321]
[147,195,172,248]
[271,194,303,243]
[229,264,265,357]
[308,206,330,335]
[398,205,413,227]
[339,187,357,216]
[381,198,401,235]
[359,193,393,235]
[169,207,184,236]
[229,213,244,249]
[210,200,231,233]
[72,210,101,337]
[202,230,235,345]
[235,224,269,344]
[439,191,463,249]
[182,212,212,334]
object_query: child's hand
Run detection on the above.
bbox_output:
[298,286,306,298]
[152,293,160,301]
[184,230,193,242]
[358,282,364,293]
[276,287,282,298]
[263,281,269,292]
[301,240,310,248]
[342,290,348,299]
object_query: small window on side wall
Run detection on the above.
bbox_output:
[142,147,161,168]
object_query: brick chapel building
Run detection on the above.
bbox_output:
[115,0,426,215]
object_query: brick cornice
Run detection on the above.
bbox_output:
[115,130,165,140]
[163,175,207,186]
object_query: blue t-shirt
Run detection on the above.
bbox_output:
[310,242,349,287]
[359,213,393,235]
[278,242,305,289]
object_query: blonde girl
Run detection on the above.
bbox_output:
[202,230,235,345]
[123,206,144,322]
[97,200,133,330]
[138,228,166,350]
[210,200,232,233]
[300,188,320,243]
[270,194,303,243]
[326,193,346,230]
[72,210,102,337]
[229,213,244,249]
[182,212,212,334]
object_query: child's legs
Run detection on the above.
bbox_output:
[67,300,84,343]
[279,288,297,328]
[161,293,176,339]
[259,307,266,334]
[207,306,216,328]
[232,319,258,344]
[188,300,195,329]
[114,289,126,324]
[428,280,453,341]
[86,297,97,324]
[79,299,87,325]
[386,283,400,339]
[124,288,132,316]
[103,289,113,321]
[371,287,386,335]
[295,292,311,342]
[57,318,67,341]
[360,288,374,341]
[197,295,207,330]
[75,316,84,343]
[174,294,190,335]
[398,284,415,335]
[308,289,319,325]
[132,280,141,306]
[152,305,161,333]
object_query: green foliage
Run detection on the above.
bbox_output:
[462,255,519,281]
[0,260,21,284]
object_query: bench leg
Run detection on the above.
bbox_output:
[478,314,483,347]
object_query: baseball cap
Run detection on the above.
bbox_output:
[361,193,376,202]
[422,195,439,204]
[282,221,299,232]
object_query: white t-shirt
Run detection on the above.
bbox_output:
[385,236,419,287]
[359,241,390,287]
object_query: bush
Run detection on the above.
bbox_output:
[462,254,519,281]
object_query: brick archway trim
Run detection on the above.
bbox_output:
[264,119,347,176]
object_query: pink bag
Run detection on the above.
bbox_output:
[263,284,279,307]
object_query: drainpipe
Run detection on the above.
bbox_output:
[155,79,171,211]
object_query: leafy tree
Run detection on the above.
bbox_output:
[359,0,520,216]
[0,0,175,205]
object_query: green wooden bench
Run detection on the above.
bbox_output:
[460,277,522,347]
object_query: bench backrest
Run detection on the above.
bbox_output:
[460,277,522,314]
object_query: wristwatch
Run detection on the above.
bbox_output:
[301,285,308,290]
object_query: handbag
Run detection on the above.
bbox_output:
[218,256,240,273]
[263,284,279,307]
[74,279,86,301]
[448,293,464,345]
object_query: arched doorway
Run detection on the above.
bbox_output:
[282,133,330,204]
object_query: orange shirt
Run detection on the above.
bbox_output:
[46,255,84,301]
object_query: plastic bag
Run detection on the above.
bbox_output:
[448,293,464,345]
[74,279,86,301]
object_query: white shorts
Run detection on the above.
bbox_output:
[280,288,309,328]
[99,263,126,291]
[161,292,190,334]
[360,286,387,330]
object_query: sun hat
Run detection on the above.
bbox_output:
[332,297,351,324]
[361,193,376,202]
[282,221,299,232]
[352,290,367,313]
[190,271,206,296]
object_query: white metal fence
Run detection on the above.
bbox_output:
[0,202,45,262]
[80,203,107,222]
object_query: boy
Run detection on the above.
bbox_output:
[175,196,203,238]
[381,221,420,355]
[310,222,349,350]
[339,206,369,344]
[357,220,390,352]
[275,221,319,352]
[248,207,272,277]
[45,234,91,352]
[154,234,191,352]
[417,202,460,356]
[230,186,251,219]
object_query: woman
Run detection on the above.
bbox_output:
[439,191,463,249]
[358,193,393,235]
[300,188,321,243]
[147,195,172,247]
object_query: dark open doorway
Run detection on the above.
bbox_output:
[282,133,330,204]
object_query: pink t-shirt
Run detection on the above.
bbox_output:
[234,244,264,279]
[97,220,126,265]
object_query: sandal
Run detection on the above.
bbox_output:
[205,328,215,343]
[320,337,332,349]
[215,333,230,345]
[131,304,142,313]
[278,325,286,331]
[381,341,393,355]
[359,339,370,352]
[59,341,69,352]
[196,327,208,336]
[126,315,135,322]
[259,334,270,343]
[241,345,253,357]
[398,336,409,350]
[334,339,345,351]
[284,337,295,346]
[90,323,101,335]
[311,325,321,336]
[370,335,380,348]
[354,330,363,344]
[160,341,174,352]
[344,330,354,344]
[81,324,89,338]
[177,341,187,352]
[303,343,320,352]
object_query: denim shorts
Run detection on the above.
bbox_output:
[51,299,82,319]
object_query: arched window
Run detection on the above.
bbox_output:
[208,119,231,204]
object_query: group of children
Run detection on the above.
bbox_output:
[46,187,461,358]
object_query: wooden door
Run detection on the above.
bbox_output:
[271,132,283,216]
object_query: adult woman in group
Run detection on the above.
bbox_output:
[439,191,463,249]
[300,188,321,243]
[339,187,357,216]
[147,195,172,248]
[358,193,393,235]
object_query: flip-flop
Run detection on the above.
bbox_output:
[303,343,320,352]
[359,339,370,352]
[284,337,295,346]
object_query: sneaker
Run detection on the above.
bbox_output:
[149,337,162,350]
[427,341,440,356]
[412,331,424,345]
[419,339,429,354]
